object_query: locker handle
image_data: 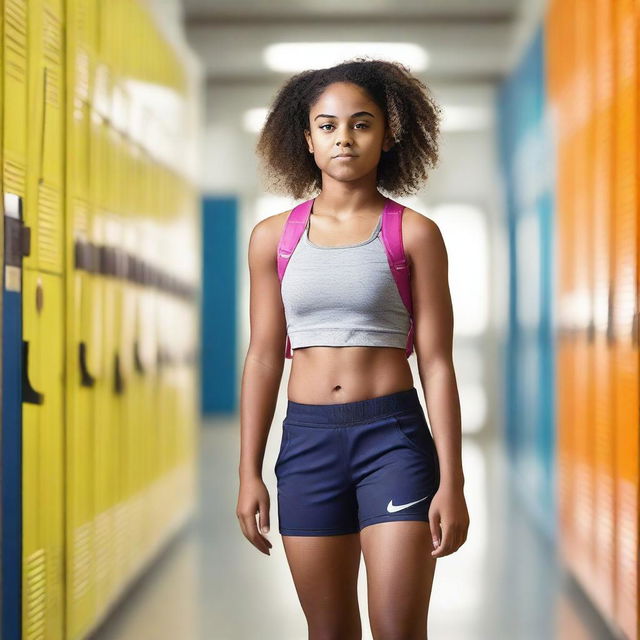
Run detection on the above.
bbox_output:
[134,340,146,375]
[114,353,125,395]
[606,286,615,346]
[79,342,96,387]
[22,341,44,405]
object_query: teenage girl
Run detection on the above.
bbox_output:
[237,58,469,639]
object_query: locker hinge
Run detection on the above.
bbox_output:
[21,225,31,257]
[4,220,31,265]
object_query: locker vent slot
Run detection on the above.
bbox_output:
[42,3,62,159]
[43,5,63,69]
[25,548,46,640]
[37,180,62,270]
[3,154,26,194]
[5,0,27,81]
[72,522,92,599]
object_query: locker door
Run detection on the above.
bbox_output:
[21,270,46,640]
[571,0,597,597]
[591,0,617,623]
[65,0,97,629]
[3,0,28,201]
[92,114,117,617]
[36,0,64,276]
[35,273,64,640]
[105,129,130,601]
[546,0,578,576]
[612,1,639,637]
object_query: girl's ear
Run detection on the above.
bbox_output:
[304,129,314,153]
[382,129,395,153]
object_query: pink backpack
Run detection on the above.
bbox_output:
[276,197,415,359]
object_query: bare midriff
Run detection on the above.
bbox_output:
[287,346,414,404]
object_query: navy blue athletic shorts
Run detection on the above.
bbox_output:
[275,386,440,536]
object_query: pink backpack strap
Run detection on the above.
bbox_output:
[380,198,415,358]
[277,198,315,358]
[276,196,415,359]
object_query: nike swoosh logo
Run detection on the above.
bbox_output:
[386,495,429,513]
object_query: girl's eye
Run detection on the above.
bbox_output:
[319,122,369,131]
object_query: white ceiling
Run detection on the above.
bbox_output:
[178,0,542,196]
[184,0,519,19]
[182,0,524,85]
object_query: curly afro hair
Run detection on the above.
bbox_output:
[255,57,442,200]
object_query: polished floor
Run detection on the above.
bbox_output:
[91,405,618,640]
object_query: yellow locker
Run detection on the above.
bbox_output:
[3,0,28,201]
[26,0,64,275]
[90,111,117,621]
[22,271,64,640]
[103,142,127,612]
[21,270,46,640]
[140,153,162,556]
[23,1,66,638]
[113,123,138,590]
[122,143,150,582]
[65,0,99,632]
[39,272,65,640]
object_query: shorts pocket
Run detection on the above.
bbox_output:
[274,423,293,472]
[390,411,434,458]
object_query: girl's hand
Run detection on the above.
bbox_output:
[428,485,469,558]
[236,476,273,555]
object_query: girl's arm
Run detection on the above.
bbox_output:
[236,213,289,554]
[404,209,468,557]
[239,214,288,479]
[405,210,464,490]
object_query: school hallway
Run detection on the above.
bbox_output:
[3,1,638,639]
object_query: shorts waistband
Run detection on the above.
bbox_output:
[285,386,421,426]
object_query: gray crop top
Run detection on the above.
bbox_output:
[280,211,411,351]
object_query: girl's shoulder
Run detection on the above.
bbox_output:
[400,207,444,270]
[248,209,294,263]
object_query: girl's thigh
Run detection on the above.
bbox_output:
[282,533,362,638]
[360,521,436,639]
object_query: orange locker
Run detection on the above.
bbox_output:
[612,0,639,637]
[549,0,639,637]
[571,0,597,597]
[591,0,617,623]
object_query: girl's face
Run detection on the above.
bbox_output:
[304,81,394,185]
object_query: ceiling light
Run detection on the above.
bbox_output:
[263,42,428,73]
